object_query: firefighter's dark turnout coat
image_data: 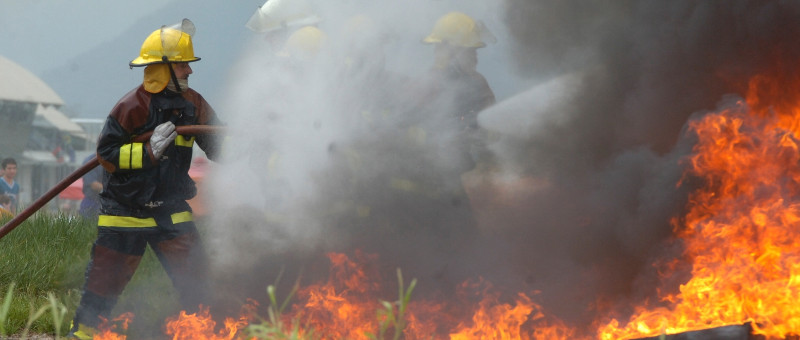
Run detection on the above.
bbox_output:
[72,84,222,331]
[97,85,221,214]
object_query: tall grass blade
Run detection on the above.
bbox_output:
[0,282,15,336]
[47,292,68,339]
[21,302,49,340]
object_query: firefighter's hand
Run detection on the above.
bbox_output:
[150,121,177,159]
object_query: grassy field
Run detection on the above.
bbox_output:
[0,212,179,338]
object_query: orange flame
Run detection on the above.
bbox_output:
[94,330,127,340]
[598,73,800,339]
[96,253,572,339]
[447,279,576,340]
[288,251,388,339]
[165,305,249,340]
[93,312,134,340]
[280,251,573,339]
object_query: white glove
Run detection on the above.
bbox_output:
[150,121,177,159]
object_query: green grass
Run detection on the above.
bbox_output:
[0,212,177,338]
[0,212,93,336]
[0,213,92,292]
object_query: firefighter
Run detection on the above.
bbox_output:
[334,13,404,129]
[386,11,497,205]
[276,25,329,64]
[419,11,497,175]
[218,25,329,245]
[259,24,329,182]
[69,19,223,339]
[344,12,497,287]
[246,0,321,50]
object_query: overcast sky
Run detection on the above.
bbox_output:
[0,0,178,74]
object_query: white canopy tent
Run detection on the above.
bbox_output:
[0,55,64,107]
[33,104,88,139]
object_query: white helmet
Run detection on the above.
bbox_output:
[246,0,322,33]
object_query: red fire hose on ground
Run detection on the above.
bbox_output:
[0,125,222,240]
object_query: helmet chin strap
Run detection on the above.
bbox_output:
[162,56,183,93]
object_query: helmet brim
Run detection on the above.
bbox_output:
[130,57,201,68]
[422,36,485,48]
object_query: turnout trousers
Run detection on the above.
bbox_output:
[71,203,209,331]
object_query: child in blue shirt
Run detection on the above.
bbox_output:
[0,158,19,212]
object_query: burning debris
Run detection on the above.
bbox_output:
[596,76,800,339]
[632,323,753,340]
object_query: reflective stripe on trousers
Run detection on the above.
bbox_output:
[97,211,193,227]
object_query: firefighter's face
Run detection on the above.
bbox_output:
[173,62,193,79]
[434,44,478,72]
[449,47,477,72]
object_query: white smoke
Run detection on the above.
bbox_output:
[203,0,528,307]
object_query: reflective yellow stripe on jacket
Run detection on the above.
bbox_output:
[119,143,144,169]
[175,135,195,147]
[171,211,193,224]
[98,211,193,228]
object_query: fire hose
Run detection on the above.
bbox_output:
[0,125,223,241]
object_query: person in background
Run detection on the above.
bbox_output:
[78,154,103,219]
[419,11,497,175]
[245,0,321,50]
[389,11,497,211]
[69,19,223,339]
[343,11,496,292]
[0,194,13,218]
[0,158,19,212]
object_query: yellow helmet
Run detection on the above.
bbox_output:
[423,12,495,48]
[277,26,328,59]
[130,19,200,67]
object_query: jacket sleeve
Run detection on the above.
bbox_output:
[96,116,158,173]
[191,92,225,161]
